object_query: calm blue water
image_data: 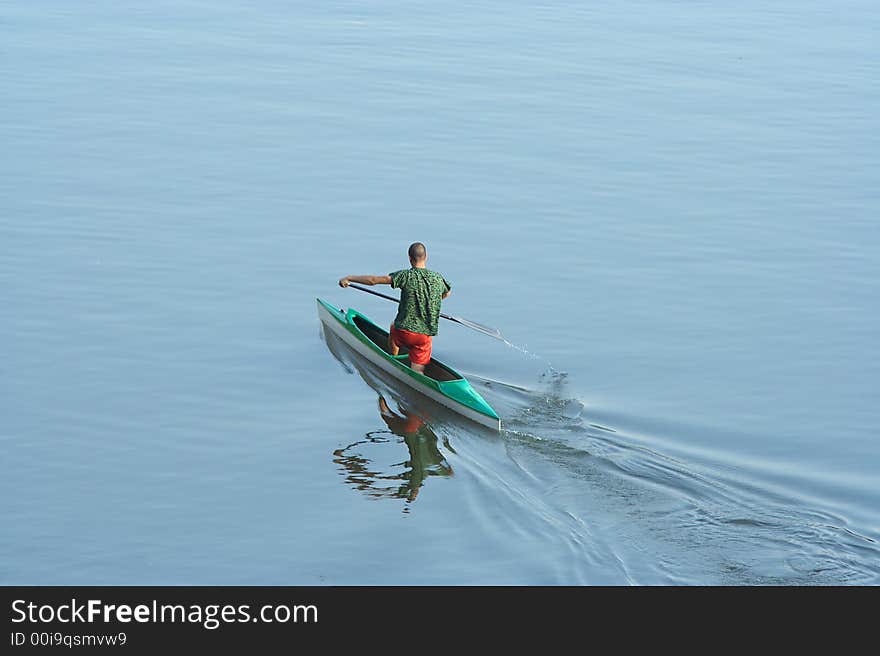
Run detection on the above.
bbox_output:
[2,1,878,584]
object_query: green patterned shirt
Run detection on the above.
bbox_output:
[389,268,451,336]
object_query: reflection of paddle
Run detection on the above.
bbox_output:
[347,283,503,341]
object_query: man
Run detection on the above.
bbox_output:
[338,242,451,373]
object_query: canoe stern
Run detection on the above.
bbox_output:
[438,379,500,423]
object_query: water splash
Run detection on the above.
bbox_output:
[501,337,543,360]
[499,336,571,387]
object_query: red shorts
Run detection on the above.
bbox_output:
[390,326,433,365]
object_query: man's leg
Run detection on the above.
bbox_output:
[409,334,430,374]
[388,324,400,356]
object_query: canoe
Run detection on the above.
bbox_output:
[316,298,501,430]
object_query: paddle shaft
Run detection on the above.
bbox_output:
[345,283,503,340]
[347,283,454,321]
[346,283,403,306]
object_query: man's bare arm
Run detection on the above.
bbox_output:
[338,275,393,287]
[442,290,451,299]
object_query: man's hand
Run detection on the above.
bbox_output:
[338,277,350,288]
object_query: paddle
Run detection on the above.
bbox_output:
[346,283,504,341]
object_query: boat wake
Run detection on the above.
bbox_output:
[462,369,880,585]
[320,325,880,584]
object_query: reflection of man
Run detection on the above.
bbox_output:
[332,397,453,507]
[377,397,453,503]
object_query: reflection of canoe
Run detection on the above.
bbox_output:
[317,298,501,430]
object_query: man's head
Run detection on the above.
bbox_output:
[408,242,427,264]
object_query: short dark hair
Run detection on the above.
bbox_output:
[408,242,426,261]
